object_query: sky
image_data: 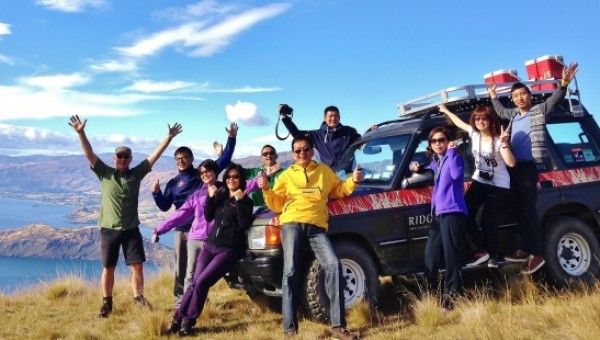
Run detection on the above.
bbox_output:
[1,0,599,160]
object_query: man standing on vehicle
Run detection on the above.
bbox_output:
[279,104,362,169]
[68,115,182,317]
[258,135,363,339]
[487,62,578,274]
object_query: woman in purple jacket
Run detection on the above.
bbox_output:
[411,127,467,311]
[153,159,221,296]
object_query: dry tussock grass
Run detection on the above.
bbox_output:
[2,267,600,339]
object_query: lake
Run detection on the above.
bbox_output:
[0,198,173,295]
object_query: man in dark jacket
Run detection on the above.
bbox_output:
[280,104,361,169]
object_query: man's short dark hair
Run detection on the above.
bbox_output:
[291,135,313,150]
[261,144,277,154]
[174,146,193,158]
[323,105,340,116]
[510,82,532,95]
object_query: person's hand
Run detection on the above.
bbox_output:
[168,122,183,139]
[448,140,457,149]
[278,104,293,116]
[151,179,160,193]
[213,141,223,157]
[233,189,245,201]
[410,161,421,173]
[562,62,579,83]
[226,122,238,138]
[500,125,511,144]
[257,172,269,190]
[150,233,160,244]
[487,83,498,99]
[438,104,450,115]
[352,164,364,183]
[68,115,87,133]
[207,184,218,197]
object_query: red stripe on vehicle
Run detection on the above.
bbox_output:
[538,165,600,187]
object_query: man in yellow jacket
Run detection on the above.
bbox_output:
[258,135,363,340]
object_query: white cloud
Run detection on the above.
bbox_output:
[0,22,11,35]
[125,79,195,93]
[116,3,290,58]
[225,100,270,126]
[18,73,90,91]
[89,59,138,73]
[36,0,107,13]
[0,54,14,65]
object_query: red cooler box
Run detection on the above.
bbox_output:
[525,55,565,90]
[483,69,519,92]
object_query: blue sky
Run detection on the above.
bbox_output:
[0,0,599,160]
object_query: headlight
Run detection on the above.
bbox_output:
[247,224,282,250]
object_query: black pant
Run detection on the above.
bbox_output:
[508,161,543,256]
[424,213,466,296]
[465,181,512,257]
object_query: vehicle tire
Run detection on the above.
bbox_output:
[544,216,600,285]
[247,293,282,313]
[301,241,379,322]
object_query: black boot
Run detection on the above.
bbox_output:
[98,297,113,318]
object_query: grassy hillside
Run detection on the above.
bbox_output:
[1,269,600,339]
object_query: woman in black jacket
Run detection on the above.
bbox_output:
[168,163,254,336]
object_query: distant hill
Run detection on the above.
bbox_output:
[0,224,174,267]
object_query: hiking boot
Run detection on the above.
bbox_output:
[133,295,153,310]
[97,301,112,318]
[330,327,359,340]
[504,249,530,263]
[465,251,490,267]
[487,257,499,269]
[179,320,193,337]
[167,320,181,334]
[521,255,545,275]
[284,330,298,339]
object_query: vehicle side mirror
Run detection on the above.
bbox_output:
[401,169,434,189]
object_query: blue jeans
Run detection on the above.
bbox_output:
[281,223,345,333]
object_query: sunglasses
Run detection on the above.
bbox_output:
[175,155,191,162]
[261,151,276,157]
[474,116,490,122]
[429,137,448,144]
[293,146,312,154]
[116,154,131,160]
[225,174,240,180]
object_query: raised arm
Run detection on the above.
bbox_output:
[439,104,470,132]
[147,122,183,167]
[279,104,304,137]
[215,123,238,171]
[68,115,99,167]
[487,83,514,120]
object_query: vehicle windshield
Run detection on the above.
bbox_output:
[336,135,411,185]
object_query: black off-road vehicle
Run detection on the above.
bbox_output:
[227,79,600,320]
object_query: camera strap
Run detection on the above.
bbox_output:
[478,133,495,176]
[275,113,293,140]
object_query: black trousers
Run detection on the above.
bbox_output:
[508,161,543,256]
[465,180,512,257]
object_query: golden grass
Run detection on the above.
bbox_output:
[2,268,600,339]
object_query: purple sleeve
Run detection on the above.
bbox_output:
[245,176,259,194]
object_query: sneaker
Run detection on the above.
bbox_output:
[487,257,499,269]
[97,301,112,318]
[504,249,530,263]
[179,320,193,337]
[330,327,359,340]
[521,255,545,275]
[284,331,298,339]
[133,295,153,310]
[466,251,490,267]
[167,320,181,334]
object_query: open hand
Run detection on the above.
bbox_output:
[168,123,183,139]
[213,141,224,157]
[68,115,87,133]
[226,122,239,138]
[563,62,579,83]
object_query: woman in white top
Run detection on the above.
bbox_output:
[439,104,516,268]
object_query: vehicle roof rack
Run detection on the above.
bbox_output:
[397,78,583,118]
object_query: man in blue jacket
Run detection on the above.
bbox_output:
[151,123,237,308]
[280,104,361,170]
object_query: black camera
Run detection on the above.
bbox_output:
[479,171,493,180]
[279,104,293,116]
